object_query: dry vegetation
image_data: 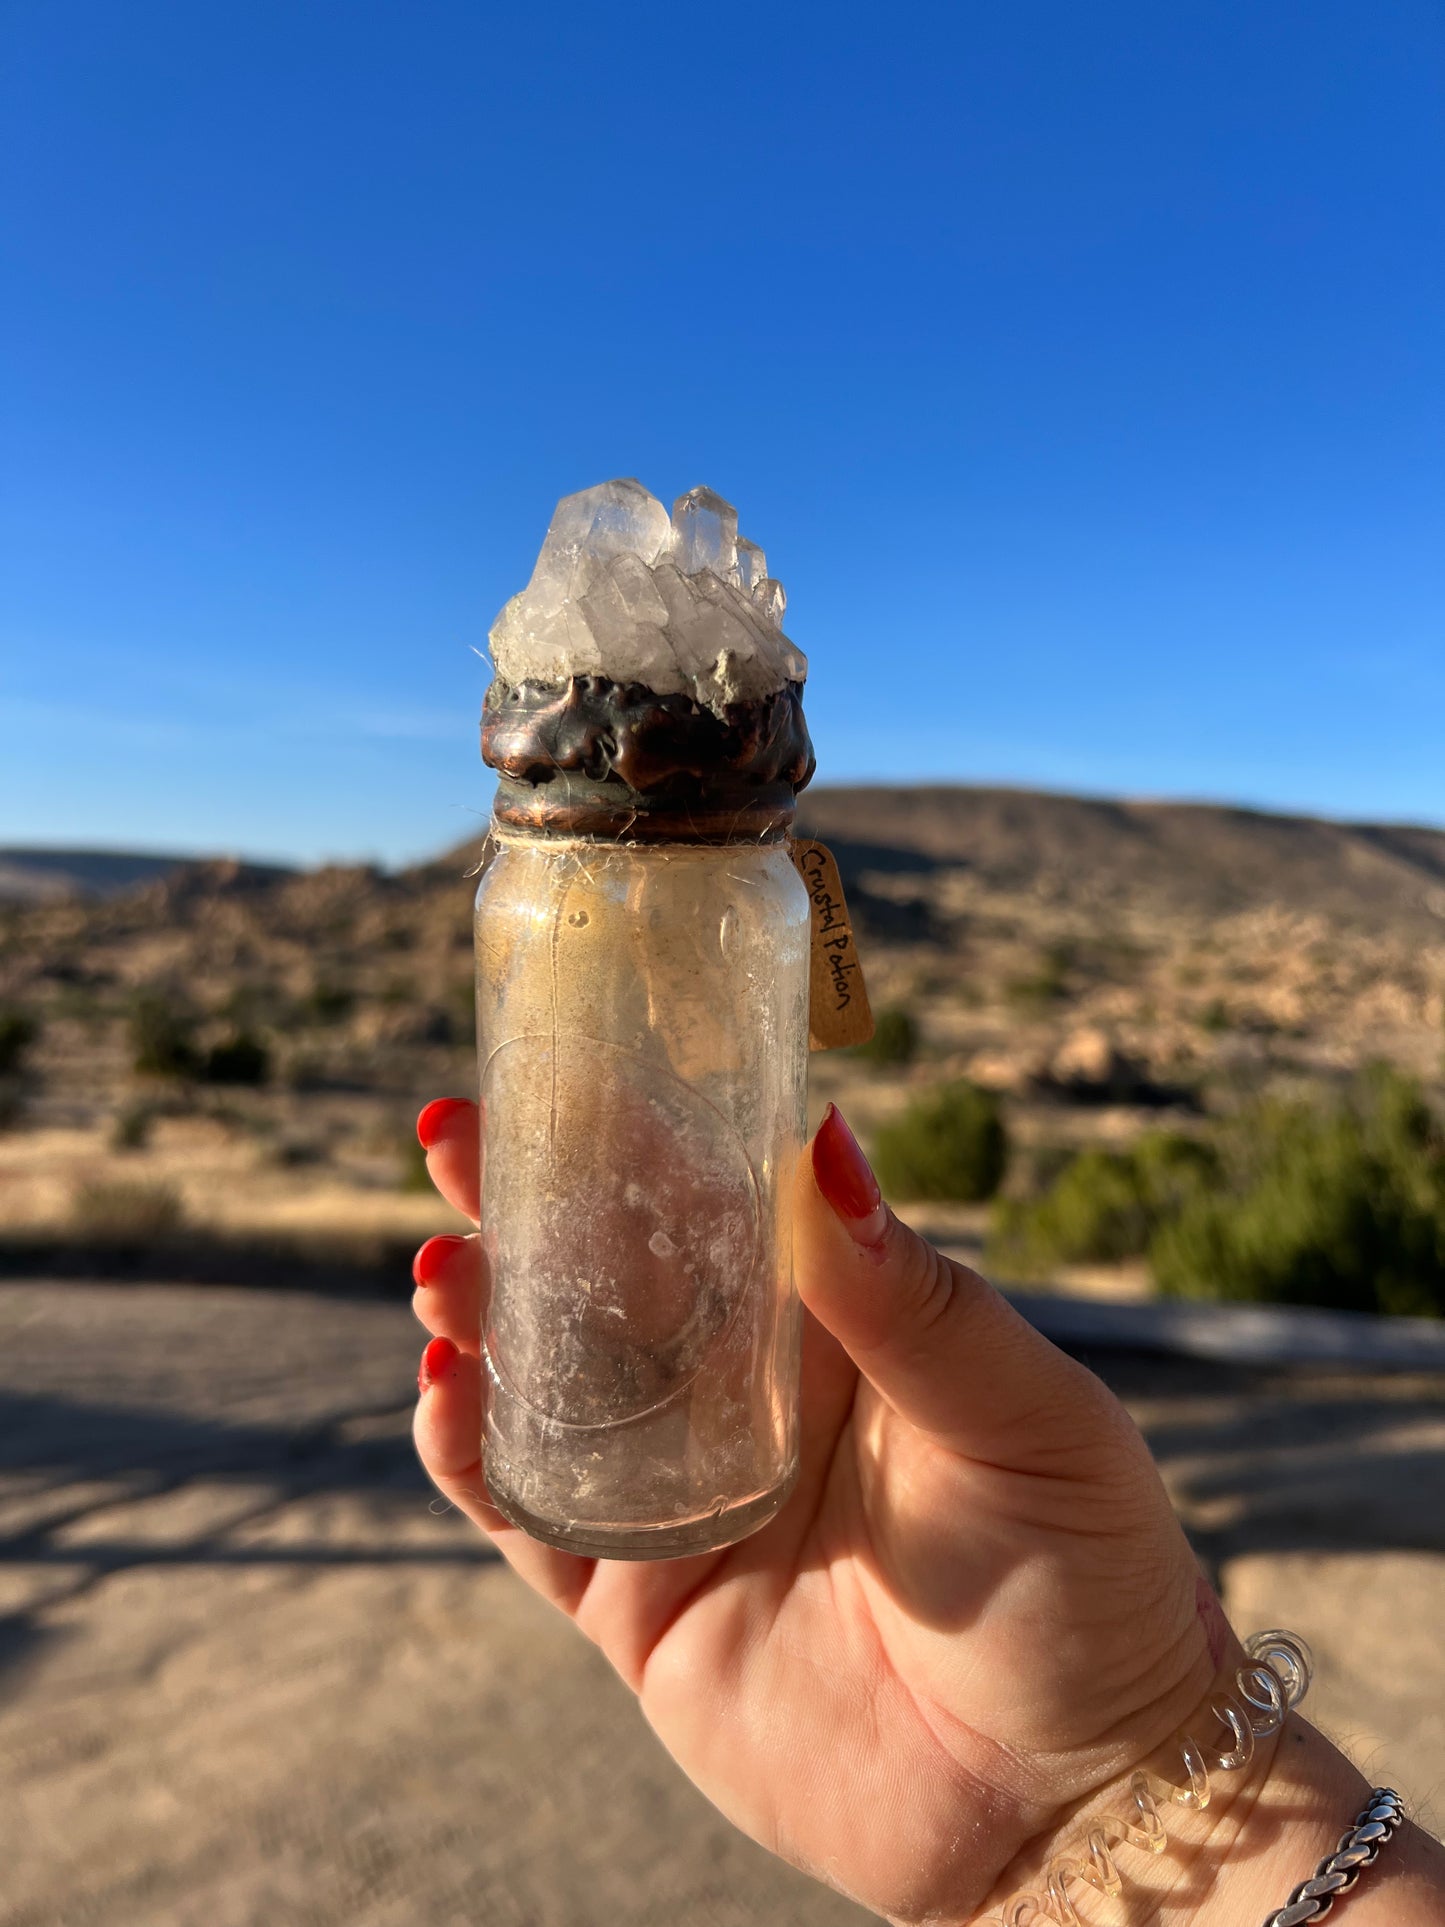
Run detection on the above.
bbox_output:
[2,785,1443,1300]
[0,849,482,1278]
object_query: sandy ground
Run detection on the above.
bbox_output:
[3,1280,1443,1927]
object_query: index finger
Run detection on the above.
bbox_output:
[416,1097,480,1222]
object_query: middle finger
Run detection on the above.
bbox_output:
[412,1233,485,1352]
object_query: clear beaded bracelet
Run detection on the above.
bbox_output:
[979,1629,1315,1926]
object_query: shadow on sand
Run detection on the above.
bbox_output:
[0,1383,496,1687]
[1085,1348,1445,1578]
[5,1336,1444,1688]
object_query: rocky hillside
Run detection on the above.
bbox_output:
[1,785,1442,1269]
[797,787,1445,932]
[0,848,293,903]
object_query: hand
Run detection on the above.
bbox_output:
[411,1096,1237,1922]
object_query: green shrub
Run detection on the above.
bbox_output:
[1004,942,1074,1011]
[130,996,198,1078]
[989,1132,1218,1275]
[1153,1067,1445,1317]
[992,1068,1445,1313]
[201,1032,271,1085]
[305,982,355,1025]
[992,1150,1143,1272]
[873,1081,1008,1202]
[72,1179,185,1246]
[1005,966,1068,1011]
[851,1005,918,1068]
[111,1103,155,1151]
[0,1008,37,1075]
[272,1136,328,1168]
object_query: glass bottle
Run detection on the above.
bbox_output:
[475,677,814,1559]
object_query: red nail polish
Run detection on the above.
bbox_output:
[813,1104,886,1239]
[418,1335,458,1392]
[412,1234,469,1289]
[416,1097,472,1149]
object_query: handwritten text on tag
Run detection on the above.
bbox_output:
[790,839,875,1052]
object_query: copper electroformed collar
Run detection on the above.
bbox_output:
[482,675,814,842]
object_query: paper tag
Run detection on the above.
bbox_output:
[790,838,875,1052]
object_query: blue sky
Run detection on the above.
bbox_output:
[2,1,1441,866]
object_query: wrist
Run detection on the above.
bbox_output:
[1191,1722,1444,1927]
[975,1634,1310,1925]
[1186,1714,1366,1927]
[980,1704,1443,1927]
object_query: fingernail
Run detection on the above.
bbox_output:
[417,1098,472,1149]
[412,1234,469,1289]
[418,1335,458,1392]
[813,1104,888,1245]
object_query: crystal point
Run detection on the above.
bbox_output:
[735,537,768,595]
[672,486,739,580]
[490,478,804,715]
[757,578,787,626]
[533,478,672,587]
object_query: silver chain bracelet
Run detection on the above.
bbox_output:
[1261,1786,1405,1926]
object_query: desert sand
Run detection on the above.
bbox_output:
[4,1278,1443,1927]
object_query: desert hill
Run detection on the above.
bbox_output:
[794,787,1445,933]
[0,847,294,904]
[2,783,1442,1230]
[8,786,1445,932]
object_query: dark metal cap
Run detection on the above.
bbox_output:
[482,675,814,842]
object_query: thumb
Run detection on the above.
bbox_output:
[794,1104,1130,1469]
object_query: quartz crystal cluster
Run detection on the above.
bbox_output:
[489,480,806,716]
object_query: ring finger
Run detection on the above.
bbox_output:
[411,1233,485,1353]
